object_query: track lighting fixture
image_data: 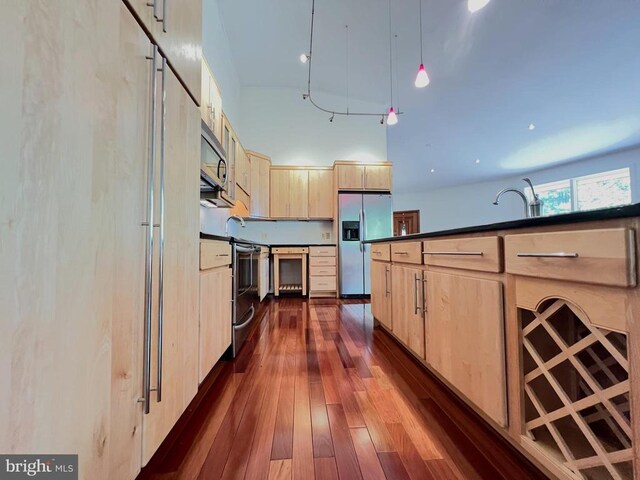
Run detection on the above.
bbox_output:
[302,93,309,100]
[300,53,309,63]
[380,116,385,125]
[329,113,335,123]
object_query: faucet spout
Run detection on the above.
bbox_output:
[493,188,530,217]
[225,215,246,236]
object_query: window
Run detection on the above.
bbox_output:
[525,168,632,216]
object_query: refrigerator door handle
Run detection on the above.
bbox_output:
[358,209,364,253]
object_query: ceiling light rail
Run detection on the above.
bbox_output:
[302,0,402,125]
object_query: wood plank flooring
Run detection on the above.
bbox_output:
[138,298,547,480]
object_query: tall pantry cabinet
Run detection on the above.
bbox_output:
[0,2,201,480]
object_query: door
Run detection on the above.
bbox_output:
[364,165,392,191]
[308,169,333,219]
[199,267,232,382]
[425,271,506,426]
[337,164,365,190]
[339,194,364,295]
[371,261,392,330]
[142,62,200,464]
[362,194,393,295]
[288,169,309,218]
[270,169,290,218]
[394,210,420,236]
[391,265,425,358]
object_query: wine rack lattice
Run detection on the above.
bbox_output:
[520,299,633,480]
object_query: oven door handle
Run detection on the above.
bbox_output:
[234,305,255,331]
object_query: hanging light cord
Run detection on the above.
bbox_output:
[419,0,423,63]
[303,0,402,119]
[388,0,393,107]
[346,24,350,114]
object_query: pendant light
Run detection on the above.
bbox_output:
[468,0,490,13]
[415,0,430,88]
[387,0,398,126]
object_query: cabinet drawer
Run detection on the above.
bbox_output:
[423,236,503,273]
[310,256,336,266]
[310,276,337,291]
[200,240,232,269]
[310,266,336,276]
[391,242,422,264]
[272,247,309,254]
[310,246,336,257]
[371,243,391,262]
[505,228,636,287]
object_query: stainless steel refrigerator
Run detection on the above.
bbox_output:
[338,193,393,296]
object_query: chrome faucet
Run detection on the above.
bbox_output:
[225,215,246,236]
[493,178,543,218]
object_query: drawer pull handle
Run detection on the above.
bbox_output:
[216,254,230,257]
[425,251,484,256]
[517,252,579,258]
[395,251,409,255]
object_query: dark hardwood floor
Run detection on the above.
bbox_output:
[138,298,548,480]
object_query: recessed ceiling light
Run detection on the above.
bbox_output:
[468,0,490,13]
[300,54,308,64]
[528,123,536,131]
[430,168,435,173]
[475,159,481,164]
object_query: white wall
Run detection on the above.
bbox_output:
[393,147,640,233]
[202,0,242,127]
[238,86,387,166]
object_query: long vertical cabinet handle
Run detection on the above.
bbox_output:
[162,0,167,32]
[358,209,364,253]
[385,267,390,296]
[156,55,167,403]
[147,0,159,20]
[142,44,158,415]
[414,273,422,315]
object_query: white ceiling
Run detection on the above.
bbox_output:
[217,0,640,191]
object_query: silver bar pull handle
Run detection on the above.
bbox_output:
[414,273,422,315]
[156,55,168,404]
[162,0,167,32]
[425,251,484,256]
[147,0,159,20]
[142,44,159,415]
[358,209,364,253]
[395,251,409,255]
[384,267,390,296]
[517,252,579,258]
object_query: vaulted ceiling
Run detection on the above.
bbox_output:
[217,0,640,191]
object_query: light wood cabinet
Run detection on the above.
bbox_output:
[365,165,392,190]
[142,59,200,465]
[200,58,222,143]
[391,265,426,359]
[337,164,365,190]
[336,163,392,191]
[425,271,507,427]
[124,0,202,104]
[199,266,232,383]
[371,261,392,330]
[236,144,251,195]
[270,168,309,219]
[308,169,334,219]
[248,151,271,219]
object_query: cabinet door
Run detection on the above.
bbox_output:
[259,158,271,218]
[250,155,262,217]
[371,261,392,330]
[259,255,270,301]
[426,271,506,426]
[199,267,232,382]
[270,169,290,218]
[308,169,333,219]
[365,165,392,191]
[142,65,200,464]
[288,170,309,218]
[337,164,365,190]
[235,145,250,195]
[391,265,425,358]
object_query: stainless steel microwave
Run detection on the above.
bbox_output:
[201,119,228,190]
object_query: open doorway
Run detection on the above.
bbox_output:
[393,210,420,236]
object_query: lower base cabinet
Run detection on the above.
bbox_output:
[199,266,232,382]
[425,271,507,427]
[391,264,426,359]
[371,260,392,330]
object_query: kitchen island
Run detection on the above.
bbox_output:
[365,204,640,480]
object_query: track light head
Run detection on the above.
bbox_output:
[302,93,309,100]
[380,116,385,125]
[329,113,335,123]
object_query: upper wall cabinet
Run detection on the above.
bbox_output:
[336,162,392,191]
[124,0,202,105]
[308,168,334,219]
[236,144,251,196]
[270,168,309,219]
[248,151,271,219]
[200,59,222,143]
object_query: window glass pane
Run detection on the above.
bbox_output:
[575,168,631,212]
[527,180,572,216]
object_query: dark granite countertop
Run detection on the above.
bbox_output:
[199,233,335,248]
[364,203,640,244]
